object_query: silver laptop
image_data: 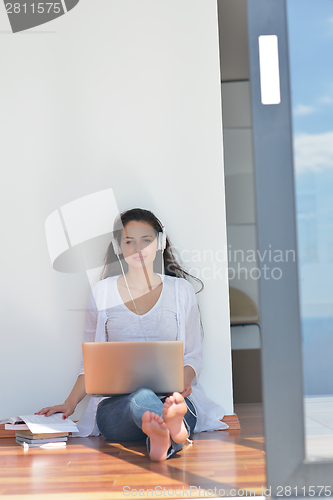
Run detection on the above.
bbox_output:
[82,341,184,396]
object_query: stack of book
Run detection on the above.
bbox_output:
[15,430,69,448]
[0,413,79,448]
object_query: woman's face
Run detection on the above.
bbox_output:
[120,221,158,268]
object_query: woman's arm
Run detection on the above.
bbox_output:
[179,279,202,397]
[180,279,204,395]
[36,374,87,419]
[182,365,196,397]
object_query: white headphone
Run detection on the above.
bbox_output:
[111,225,166,256]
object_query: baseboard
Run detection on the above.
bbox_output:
[0,424,15,438]
[1,415,241,438]
[221,414,240,430]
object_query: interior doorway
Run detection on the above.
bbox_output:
[217,0,262,404]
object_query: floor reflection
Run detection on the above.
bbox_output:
[305,396,333,459]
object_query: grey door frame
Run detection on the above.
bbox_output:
[247,0,333,495]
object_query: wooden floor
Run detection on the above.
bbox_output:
[0,404,266,499]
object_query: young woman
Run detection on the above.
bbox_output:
[37,208,227,461]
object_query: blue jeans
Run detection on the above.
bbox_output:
[96,388,197,459]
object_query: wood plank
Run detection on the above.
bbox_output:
[0,404,265,499]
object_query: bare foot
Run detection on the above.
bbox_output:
[142,411,171,461]
[162,392,188,444]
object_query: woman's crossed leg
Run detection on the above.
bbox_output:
[96,388,196,461]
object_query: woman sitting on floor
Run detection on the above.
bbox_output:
[36,208,228,460]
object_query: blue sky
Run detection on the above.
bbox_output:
[286,0,333,313]
[287,0,333,135]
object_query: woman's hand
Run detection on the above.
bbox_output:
[181,383,192,398]
[35,401,76,419]
[35,375,85,419]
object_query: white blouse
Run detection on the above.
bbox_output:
[74,275,228,437]
[106,276,178,342]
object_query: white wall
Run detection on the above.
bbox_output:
[0,0,233,420]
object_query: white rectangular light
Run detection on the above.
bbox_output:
[258,35,281,105]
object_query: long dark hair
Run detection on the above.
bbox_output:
[101,208,204,293]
